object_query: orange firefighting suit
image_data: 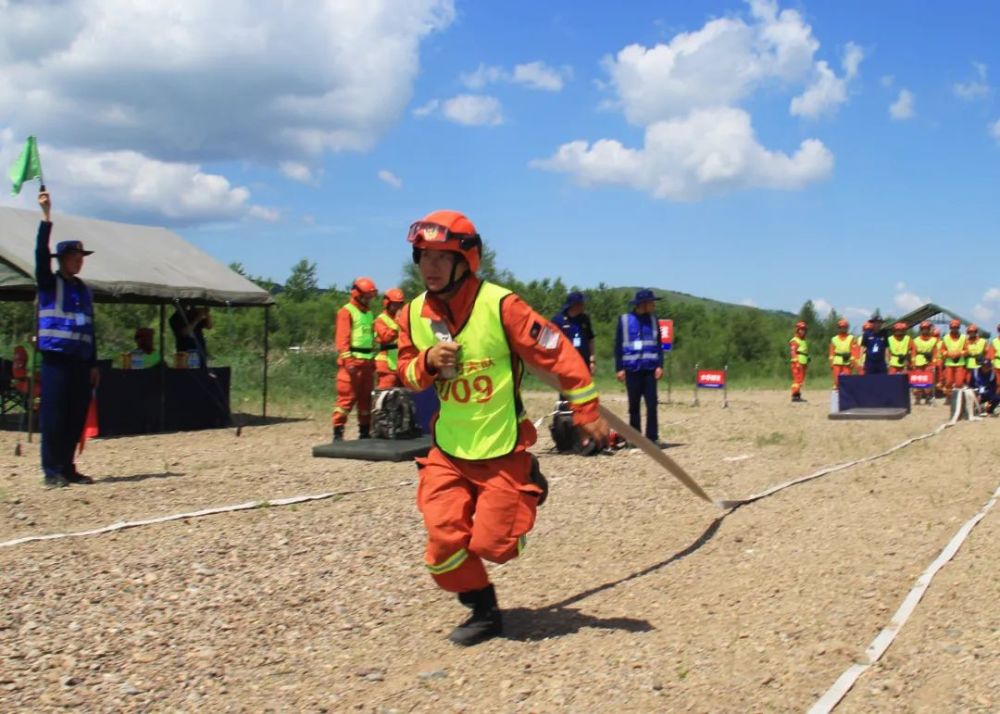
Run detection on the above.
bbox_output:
[333,298,374,429]
[396,276,599,594]
[374,311,401,390]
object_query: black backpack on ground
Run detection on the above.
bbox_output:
[371,388,421,439]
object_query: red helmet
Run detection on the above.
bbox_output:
[919,320,931,330]
[949,319,961,329]
[351,277,377,297]
[382,287,405,307]
[408,210,482,273]
[795,321,807,332]
[967,324,979,334]
[893,321,907,331]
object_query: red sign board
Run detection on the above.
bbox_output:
[658,319,673,351]
[909,371,934,389]
[697,369,726,389]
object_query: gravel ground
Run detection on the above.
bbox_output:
[1,390,997,712]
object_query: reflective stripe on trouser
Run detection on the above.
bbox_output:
[332,359,374,427]
[791,363,807,395]
[416,445,541,593]
[831,364,852,388]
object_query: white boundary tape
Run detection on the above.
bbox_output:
[0,482,413,549]
[809,482,1000,714]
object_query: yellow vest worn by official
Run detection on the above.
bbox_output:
[408,282,523,461]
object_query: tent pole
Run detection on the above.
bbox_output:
[159,304,166,432]
[262,305,270,421]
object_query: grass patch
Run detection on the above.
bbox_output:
[754,431,787,447]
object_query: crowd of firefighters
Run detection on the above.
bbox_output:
[789,314,1000,406]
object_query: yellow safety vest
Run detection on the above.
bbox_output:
[941,334,967,367]
[830,334,854,366]
[887,335,912,368]
[993,337,1000,369]
[375,312,400,372]
[966,337,986,369]
[913,336,937,368]
[344,303,375,360]
[790,336,809,365]
[408,282,522,461]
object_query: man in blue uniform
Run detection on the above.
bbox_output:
[860,312,888,375]
[971,357,998,415]
[615,289,665,447]
[35,190,99,488]
[550,291,596,373]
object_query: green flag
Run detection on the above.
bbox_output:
[8,136,43,196]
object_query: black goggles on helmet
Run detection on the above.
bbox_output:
[407,221,481,251]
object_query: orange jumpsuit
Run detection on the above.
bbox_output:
[828,334,856,388]
[941,333,967,395]
[333,298,375,429]
[374,312,401,390]
[397,276,599,594]
[789,337,808,397]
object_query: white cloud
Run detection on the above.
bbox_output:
[441,95,503,126]
[412,99,440,118]
[532,106,833,201]
[990,118,1000,144]
[377,169,403,189]
[0,0,454,221]
[248,205,280,222]
[972,304,993,323]
[889,89,915,120]
[953,62,990,100]
[279,162,316,184]
[983,287,1000,303]
[460,61,571,92]
[790,43,864,118]
[843,306,872,321]
[740,297,757,307]
[880,74,894,88]
[537,1,850,200]
[812,298,834,317]
[893,282,930,313]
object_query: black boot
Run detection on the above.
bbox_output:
[358,424,371,440]
[333,426,344,442]
[448,584,503,646]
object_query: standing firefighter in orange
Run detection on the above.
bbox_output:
[964,325,987,386]
[912,321,939,404]
[828,319,855,388]
[374,288,406,390]
[887,322,914,375]
[789,321,809,402]
[333,277,378,441]
[940,319,968,397]
[396,210,608,646]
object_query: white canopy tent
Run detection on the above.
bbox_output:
[0,206,276,427]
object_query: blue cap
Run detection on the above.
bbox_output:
[630,288,662,306]
[53,240,94,258]
[564,291,585,307]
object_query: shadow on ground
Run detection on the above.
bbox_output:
[503,606,654,642]
[97,471,186,485]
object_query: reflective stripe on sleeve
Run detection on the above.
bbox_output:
[426,548,468,575]
[405,359,421,390]
[564,383,598,405]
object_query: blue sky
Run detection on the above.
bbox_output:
[2,0,999,328]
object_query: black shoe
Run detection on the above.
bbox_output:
[66,471,94,485]
[448,584,503,646]
[333,426,344,442]
[653,440,670,449]
[529,455,549,507]
[44,474,69,489]
[358,425,371,440]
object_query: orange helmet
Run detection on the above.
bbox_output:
[919,320,931,330]
[351,277,377,297]
[408,209,482,273]
[795,320,807,331]
[949,319,961,329]
[837,318,848,329]
[967,324,979,334]
[382,287,405,307]
[893,321,907,331]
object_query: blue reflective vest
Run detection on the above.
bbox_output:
[619,313,660,371]
[38,274,95,359]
